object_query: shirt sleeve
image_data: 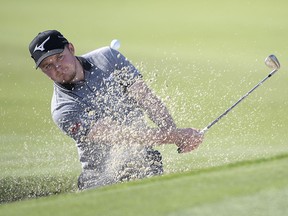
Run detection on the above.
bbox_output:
[84,47,143,88]
[109,48,143,87]
[51,96,96,143]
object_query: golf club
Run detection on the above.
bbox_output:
[177,54,280,153]
[200,54,280,134]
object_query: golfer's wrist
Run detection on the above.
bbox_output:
[164,128,182,145]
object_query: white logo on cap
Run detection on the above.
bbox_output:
[33,36,50,53]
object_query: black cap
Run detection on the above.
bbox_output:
[29,30,69,68]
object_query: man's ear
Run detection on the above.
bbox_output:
[67,43,75,54]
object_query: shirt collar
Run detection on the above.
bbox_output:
[76,56,94,71]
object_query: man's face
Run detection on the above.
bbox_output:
[39,43,78,84]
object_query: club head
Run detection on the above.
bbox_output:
[265,55,280,70]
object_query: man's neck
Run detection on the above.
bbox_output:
[71,57,85,83]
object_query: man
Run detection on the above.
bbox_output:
[29,30,204,190]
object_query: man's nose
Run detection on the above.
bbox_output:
[55,63,61,70]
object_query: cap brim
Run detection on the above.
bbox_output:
[35,48,64,69]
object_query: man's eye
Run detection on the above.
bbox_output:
[45,64,52,70]
[58,55,64,60]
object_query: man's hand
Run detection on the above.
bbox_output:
[175,128,204,153]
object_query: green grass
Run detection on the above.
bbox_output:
[1,0,288,215]
[1,154,288,216]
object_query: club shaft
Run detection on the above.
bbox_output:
[200,68,278,134]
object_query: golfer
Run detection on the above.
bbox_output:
[29,30,204,190]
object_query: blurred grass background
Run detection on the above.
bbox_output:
[0,0,288,210]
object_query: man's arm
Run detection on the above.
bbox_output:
[127,79,177,130]
[87,117,202,153]
[87,79,203,153]
[127,79,204,152]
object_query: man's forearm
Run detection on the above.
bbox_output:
[87,118,203,153]
[145,97,177,130]
[127,80,177,130]
[87,119,178,146]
